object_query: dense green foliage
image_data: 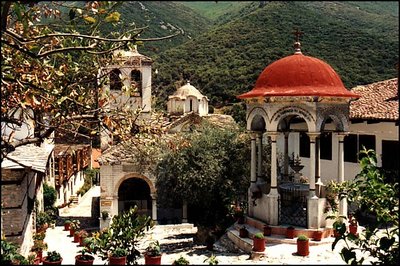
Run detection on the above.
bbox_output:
[43,182,57,208]
[77,168,99,196]
[178,1,257,23]
[152,1,398,107]
[155,125,251,226]
[332,148,399,265]
[106,1,212,58]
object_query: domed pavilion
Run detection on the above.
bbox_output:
[237,31,359,229]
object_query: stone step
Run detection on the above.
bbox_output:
[150,223,197,235]
[69,195,79,204]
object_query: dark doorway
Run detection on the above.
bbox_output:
[118,178,151,217]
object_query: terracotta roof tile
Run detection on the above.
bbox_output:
[350,78,398,121]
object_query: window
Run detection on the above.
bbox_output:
[299,132,310,158]
[344,134,358,162]
[320,132,332,160]
[110,69,122,90]
[382,140,399,170]
[130,70,142,96]
[344,134,376,163]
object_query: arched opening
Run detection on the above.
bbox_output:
[250,114,266,132]
[118,178,151,216]
[130,70,142,96]
[110,69,123,91]
[189,99,193,112]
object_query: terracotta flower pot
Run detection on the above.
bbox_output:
[349,224,358,235]
[144,254,161,265]
[64,223,70,231]
[42,257,63,265]
[70,228,75,237]
[263,225,272,236]
[36,250,43,262]
[297,239,309,256]
[239,228,249,238]
[253,237,265,252]
[74,233,80,243]
[286,227,295,239]
[109,256,127,265]
[75,254,94,265]
[313,231,323,241]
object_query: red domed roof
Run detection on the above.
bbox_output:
[238,53,359,99]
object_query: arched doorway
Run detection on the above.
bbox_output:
[118,178,152,216]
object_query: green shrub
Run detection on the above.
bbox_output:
[43,183,57,208]
[297,235,308,241]
[254,232,264,239]
[173,255,190,265]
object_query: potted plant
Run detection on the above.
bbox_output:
[239,226,248,238]
[109,247,128,265]
[313,230,323,241]
[74,230,81,243]
[286,226,295,239]
[31,240,48,262]
[172,255,190,265]
[42,250,63,265]
[327,213,347,237]
[144,240,162,265]
[75,247,95,265]
[203,254,219,265]
[69,219,81,237]
[78,230,89,247]
[348,214,358,235]
[83,237,94,252]
[296,235,309,256]
[64,219,71,231]
[252,232,265,252]
[263,224,272,236]
[36,212,50,233]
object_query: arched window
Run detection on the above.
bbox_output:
[189,99,193,112]
[130,70,142,96]
[110,69,122,90]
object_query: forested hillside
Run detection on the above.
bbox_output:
[151,1,398,108]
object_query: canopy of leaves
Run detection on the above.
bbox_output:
[155,125,251,226]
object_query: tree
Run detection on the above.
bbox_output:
[1,1,181,161]
[332,148,399,265]
[155,124,251,226]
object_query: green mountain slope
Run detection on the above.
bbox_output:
[177,1,258,23]
[112,1,213,57]
[152,1,399,107]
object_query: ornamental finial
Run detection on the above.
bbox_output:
[292,28,304,54]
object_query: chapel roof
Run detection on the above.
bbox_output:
[169,81,208,100]
[237,36,359,99]
[349,78,398,121]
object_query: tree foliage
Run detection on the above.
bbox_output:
[1,1,180,161]
[332,148,399,265]
[155,125,251,226]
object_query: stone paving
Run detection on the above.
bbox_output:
[43,186,374,265]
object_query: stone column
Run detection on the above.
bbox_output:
[283,131,290,182]
[337,133,347,217]
[307,133,320,199]
[182,201,188,223]
[315,136,323,197]
[257,133,263,181]
[266,132,280,225]
[151,194,158,224]
[248,133,257,216]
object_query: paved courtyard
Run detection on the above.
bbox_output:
[45,186,373,265]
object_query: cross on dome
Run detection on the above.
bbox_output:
[292,28,304,54]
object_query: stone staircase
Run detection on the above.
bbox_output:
[227,216,335,254]
[69,195,79,204]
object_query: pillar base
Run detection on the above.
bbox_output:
[266,194,279,225]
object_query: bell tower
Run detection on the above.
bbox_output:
[99,46,153,115]
[98,46,153,149]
